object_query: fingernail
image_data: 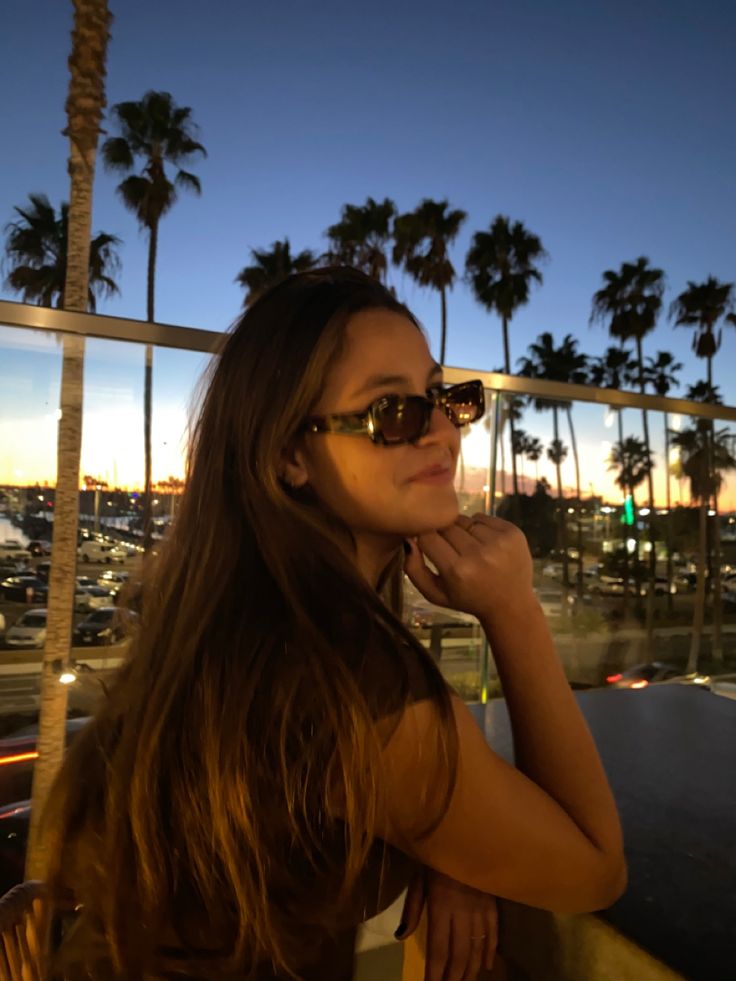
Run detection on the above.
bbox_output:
[394,922,407,939]
[402,541,411,556]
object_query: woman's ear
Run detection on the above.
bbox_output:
[279,441,310,489]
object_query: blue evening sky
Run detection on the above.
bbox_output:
[1,0,735,493]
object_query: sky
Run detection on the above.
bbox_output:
[1,0,736,500]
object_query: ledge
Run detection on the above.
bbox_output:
[471,684,736,981]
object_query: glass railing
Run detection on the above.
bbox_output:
[1,299,736,744]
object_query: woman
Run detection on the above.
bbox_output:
[44,267,626,979]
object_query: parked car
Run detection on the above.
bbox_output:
[407,604,478,630]
[639,576,678,596]
[605,662,688,689]
[27,540,51,557]
[0,575,48,603]
[0,540,32,564]
[534,588,571,618]
[587,576,636,597]
[96,569,130,589]
[77,540,127,564]
[72,607,136,646]
[5,609,47,649]
[74,585,115,613]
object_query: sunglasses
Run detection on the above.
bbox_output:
[304,380,485,446]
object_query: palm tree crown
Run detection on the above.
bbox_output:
[671,424,736,503]
[102,90,205,322]
[643,351,682,397]
[465,215,547,373]
[236,239,317,306]
[393,199,467,364]
[517,332,587,395]
[325,197,395,283]
[103,91,205,229]
[608,437,653,496]
[670,277,736,389]
[4,193,120,311]
[588,346,637,390]
[590,257,665,359]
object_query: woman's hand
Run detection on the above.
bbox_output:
[396,867,498,981]
[403,513,535,623]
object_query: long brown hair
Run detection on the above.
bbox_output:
[44,267,458,978]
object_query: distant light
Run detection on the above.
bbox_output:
[630,680,649,689]
[626,538,637,553]
[708,509,716,516]
[37,495,43,501]
[601,506,613,514]
[567,507,575,514]
[670,414,681,432]
[59,671,76,685]
[639,507,651,516]
[482,484,489,492]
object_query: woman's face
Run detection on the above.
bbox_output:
[289,309,461,543]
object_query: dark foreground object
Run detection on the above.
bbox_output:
[472,684,735,981]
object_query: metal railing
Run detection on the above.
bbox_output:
[2,298,735,424]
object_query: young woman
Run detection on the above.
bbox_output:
[44,267,626,979]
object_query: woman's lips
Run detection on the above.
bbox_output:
[409,466,454,485]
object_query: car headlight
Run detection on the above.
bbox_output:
[98,627,112,637]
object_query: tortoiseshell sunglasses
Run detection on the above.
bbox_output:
[303,380,485,446]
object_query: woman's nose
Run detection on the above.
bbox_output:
[416,405,459,445]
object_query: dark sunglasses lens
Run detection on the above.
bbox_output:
[444,382,485,425]
[375,396,429,443]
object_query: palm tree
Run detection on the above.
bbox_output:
[465,215,547,498]
[392,198,467,364]
[236,239,317,305]
[643,351,682,612]
[325,197,396,283]
[518,332,587,596]
[511,428,530,489]
[591,257,665,648]
[4,193,120,310]
[671,422,736,671]
[26,0,112,880]
[524,435,544,483]
[683,381,729,662]
[102,90,205,552]
[608,437,653,612]
[670,277,736,390]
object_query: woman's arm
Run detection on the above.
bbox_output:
[375,515,626,912]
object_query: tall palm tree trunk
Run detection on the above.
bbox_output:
[688,499,708,674]
[26,0,111,880]
[618,409,630,618]
[439,285,447,366]
[664,413,674,616]
[142,218,158,552]
[636,337,656,656]
[710,423,724,662]
[502,316,521,502]
[565,405,584,600]
[552,407,569,597]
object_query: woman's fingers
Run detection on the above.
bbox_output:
[403,540,450,607]
[482,900,499,972]
[425,898,452,981]
[460,911,486,981]
[396,870,426,940]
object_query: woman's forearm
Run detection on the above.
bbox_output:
[480,598,625,869]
